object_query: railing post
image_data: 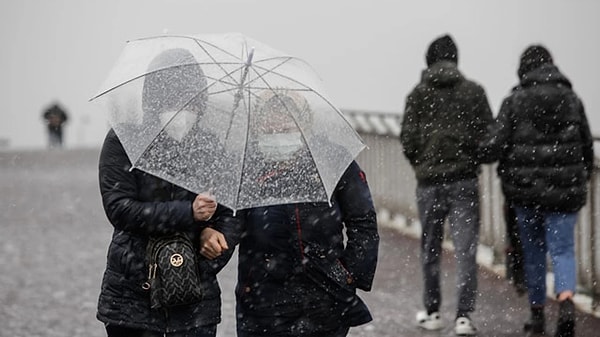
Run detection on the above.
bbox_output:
[590,164,598,311]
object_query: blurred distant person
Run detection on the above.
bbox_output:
[480,45,594,337]
[400,34,493,336]
[42,102,68,148]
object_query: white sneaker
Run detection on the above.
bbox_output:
[416,311,444,330]
[454,317,477,336]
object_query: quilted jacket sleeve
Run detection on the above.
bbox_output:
[200,206,243,273]
[98,130,198,235]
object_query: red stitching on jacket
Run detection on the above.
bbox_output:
[358,170,366,183]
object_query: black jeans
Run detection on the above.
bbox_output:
[105,324,216,337]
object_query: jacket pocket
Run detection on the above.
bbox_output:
[304,257,356,303]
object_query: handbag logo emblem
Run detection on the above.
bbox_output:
[170,253,184,267]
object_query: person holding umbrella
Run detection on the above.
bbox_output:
[96,48,241,337]
[202,91,380,337]
[92,34,374,336]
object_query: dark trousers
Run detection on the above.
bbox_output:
[504,203,526,295]
[48,130,63,148]
[106,324,216,337]
[416,178,480,314]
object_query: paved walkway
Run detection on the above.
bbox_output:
[1,148,599,336]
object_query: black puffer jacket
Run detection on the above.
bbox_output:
[484,64,594,211]
[235,161,379,336]
[97,129,241,333]
[400,61,493,185]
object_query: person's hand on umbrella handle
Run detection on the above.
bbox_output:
[193,192,216,222]
[199,227,228,260]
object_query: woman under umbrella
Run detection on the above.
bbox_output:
[97,48,241,337]
[202,91,380,337]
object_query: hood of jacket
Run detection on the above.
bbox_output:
[519,63,572,89]
[518,45,553,79]
[421,61,463,88]
[516,64,573,134]
[426,34,458,67]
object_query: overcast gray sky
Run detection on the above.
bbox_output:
[2,0,599,149]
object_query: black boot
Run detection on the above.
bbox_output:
[524,306,545,334]
[555,299,575,337]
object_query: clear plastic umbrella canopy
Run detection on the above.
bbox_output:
[90,32,365,211]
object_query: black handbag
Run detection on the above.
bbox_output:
[143,233,203,309]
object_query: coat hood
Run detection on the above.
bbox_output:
[518,45,553,80]
[515,64,574,138]
[518,63,572,89]
[426,34,458,67]
[421,61,463,88]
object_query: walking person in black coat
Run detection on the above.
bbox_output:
[480,45,594,337]
[202,92,380,337]
[42,102,68,148]
[400,34,493,336]
[97,48,241,337]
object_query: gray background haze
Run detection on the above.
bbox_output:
[1,0,599,149]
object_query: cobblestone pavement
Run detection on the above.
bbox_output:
[1,149,599,337]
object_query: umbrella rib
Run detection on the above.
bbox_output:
[129,63,248,169]
[249,61,363,142]
[231,89,253,210]
[223,46,255,141]
[93,32,252,101]
[95,34,362,209]
[106,61,249,168]
[191,38,244,88]
[242,57,293,88]
[247,63,359,203]
[136,34,244,61]
[91,42,298,101]
[242,70,332,202]
[91,63,211,101]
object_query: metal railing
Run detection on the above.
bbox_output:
[343,110,600,311]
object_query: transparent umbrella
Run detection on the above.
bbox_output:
[90,32,365,211]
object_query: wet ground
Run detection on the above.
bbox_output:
[1,148,599,337]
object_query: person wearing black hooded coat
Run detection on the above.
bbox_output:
[96,48,241,337]
[227,92,379,337]
[480,45,594,337]
[400,34,493,336]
